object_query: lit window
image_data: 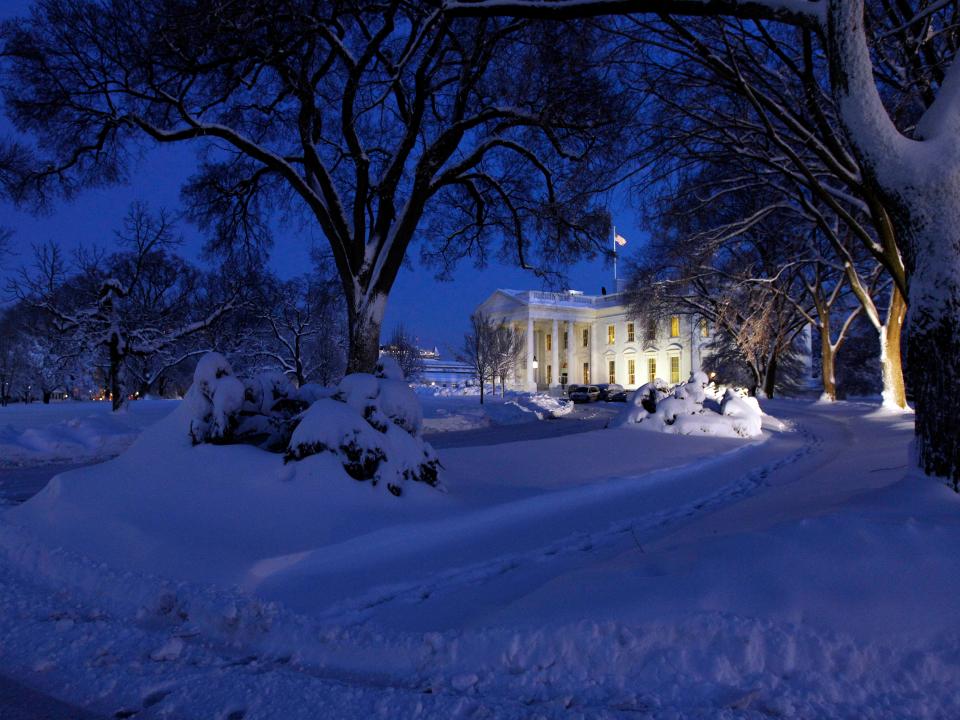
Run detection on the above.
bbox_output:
[608,359,616,383]
[648,358,656,383]
[670,355,680,384]
[700,319,709,337]
[582,328,589,347]
[607,325,615,345]
[627,322,635,343]
[546,334,552,351]
[547,365,553,384]
[670,316,680,338]
[628,359,636,385]
[583,362,590,383]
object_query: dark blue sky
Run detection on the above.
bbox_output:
[0,1,646,354]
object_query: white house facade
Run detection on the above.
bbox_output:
[475,289,711,393]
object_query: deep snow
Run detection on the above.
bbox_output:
[0,397,957,718]
[0,400,178,467]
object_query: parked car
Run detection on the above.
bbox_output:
[568,385,601,403]
[595,383,628,402]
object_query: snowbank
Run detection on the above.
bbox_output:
[617,373,768,438]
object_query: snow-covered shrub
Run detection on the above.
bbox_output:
[675,371,710,405]
[286,399,387,481]
[184,352,442,495]
[618,379,671,425]
[296,383,334,405]
[231,371,309,451]
[616,372,764,438]
[243,371,299,415]
[186,353,246,444]
[378,378,423,435]
[291,363,440,493]
[720,388,763,437]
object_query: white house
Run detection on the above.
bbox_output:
[475,289,711,392]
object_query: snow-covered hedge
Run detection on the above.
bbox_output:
[184,353,441,495]
[615,372,764,438]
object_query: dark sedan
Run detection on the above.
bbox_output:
[595,383,628,402]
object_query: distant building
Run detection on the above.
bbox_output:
[420,357,475,386]
[475,289,712,392]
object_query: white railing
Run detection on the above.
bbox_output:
[524,290,619,306]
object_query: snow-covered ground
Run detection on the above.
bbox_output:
[0,398,957,718]
[418,388,573,433]
[0,400,179,467]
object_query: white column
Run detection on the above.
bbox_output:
[526,317,535,392]
[567,320,575,384]
[590,319,598,384]
[690,318,698,377]
[550,318,560,388]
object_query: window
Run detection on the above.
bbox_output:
[564,331,568,350]
[582,328,589,347]
[700,319,709,337]
[670,316,680,338]
[648,357,656,383]
[546,334,552,351]
[608,359,616,383]
[607,324,615,345]
[647,319,657,340]
[628,359,636,386]
[670,355,680,384]
[583,362,590,383]
[547,365,553,385]
[627,322,635,343]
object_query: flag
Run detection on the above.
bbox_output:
[614,233,628,247]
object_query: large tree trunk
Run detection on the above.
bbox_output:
[761,352,778,399]
[819,323,837,402]
[906,296,960,489]
[900,224,960,488]
[879,286,908,410]
[826,0,959,484]
[345,292,387,375]
[294,334,305,387]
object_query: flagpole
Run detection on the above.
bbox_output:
[613,224,618,284]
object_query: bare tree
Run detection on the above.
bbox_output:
[598,16,908,407]
[2,0,627,376]
[250,273,347,387]
[0,307,25,406]
[13,205,237,410]
[448,0,960,484]
[491,321,526,395]
[628,186,813,397]
[460,313,498,403]
[382,323,425,382]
